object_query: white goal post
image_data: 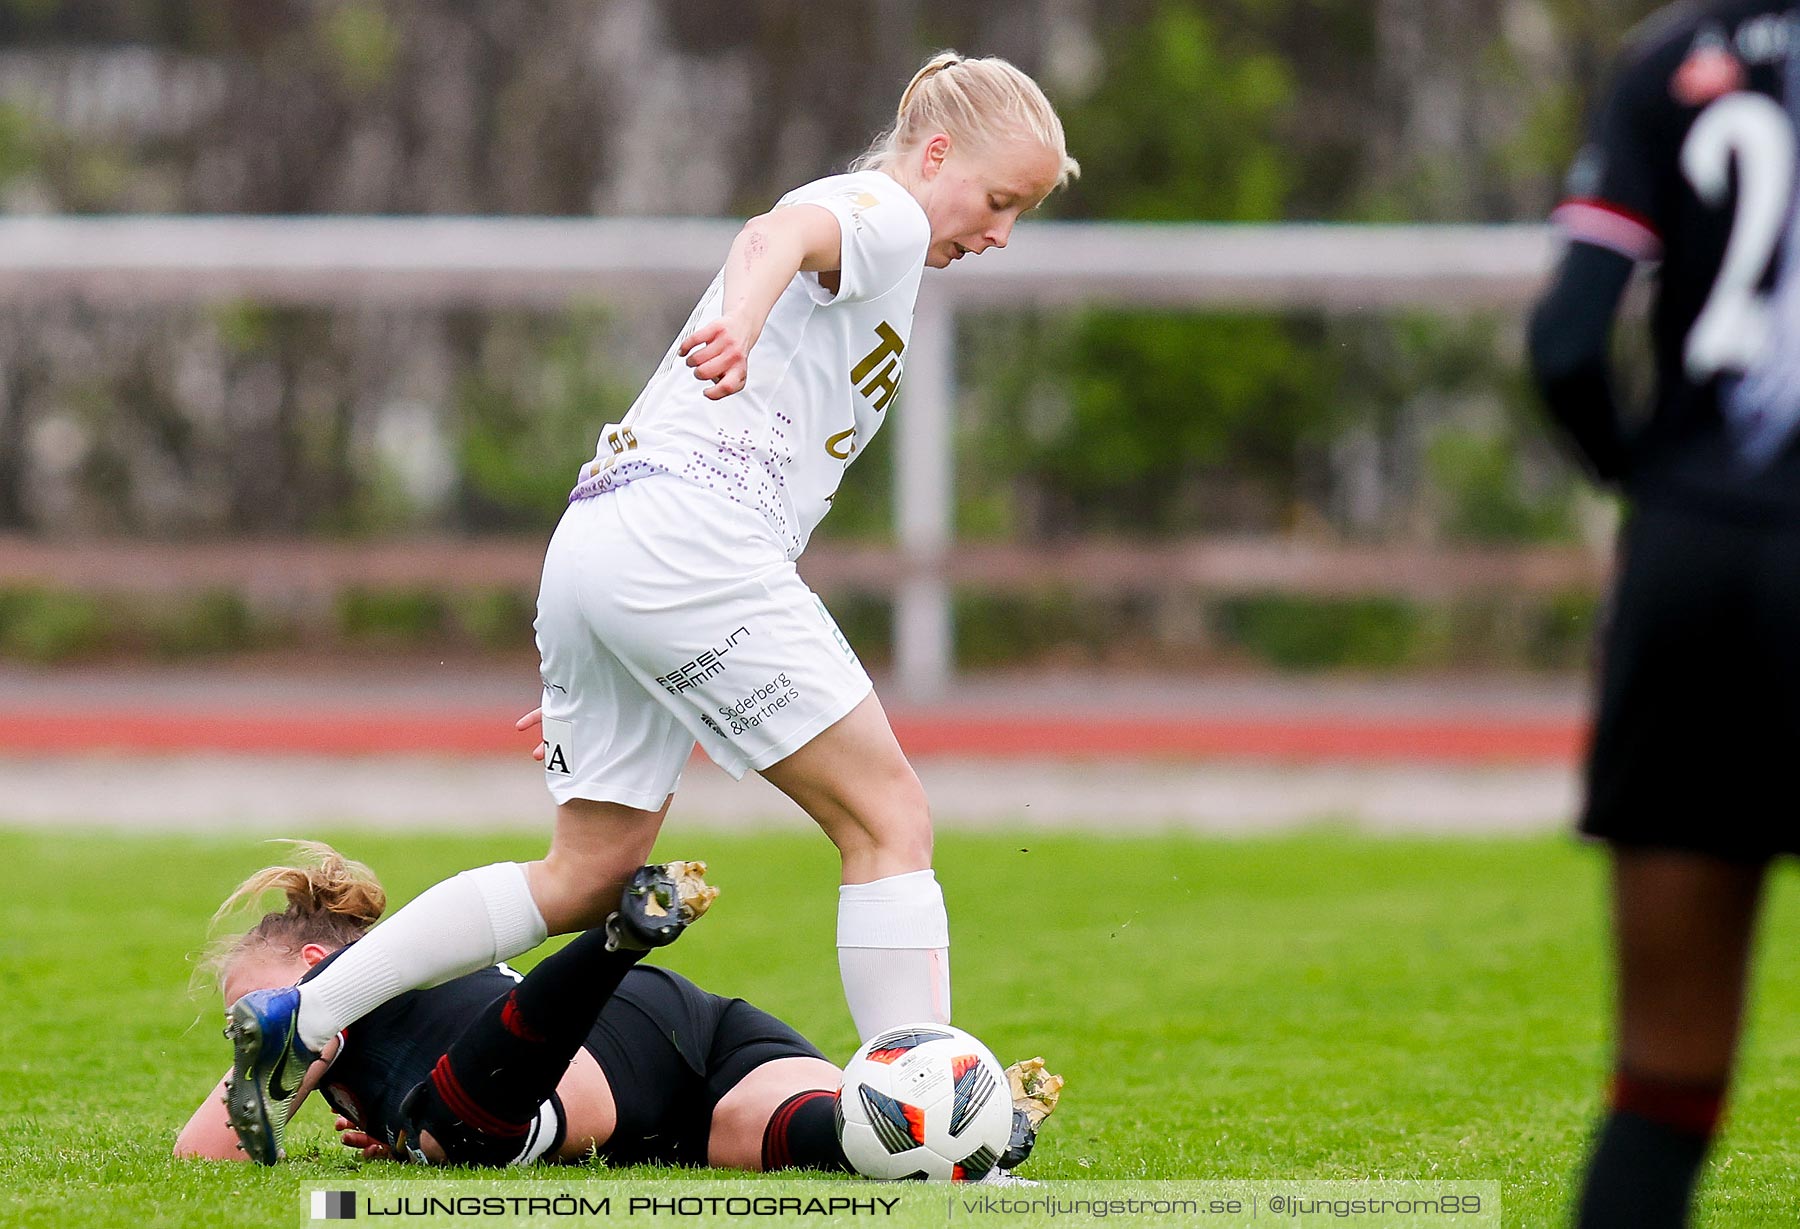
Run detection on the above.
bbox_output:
[0,216,1563,696]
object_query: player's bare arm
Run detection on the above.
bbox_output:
[678,203,842,400]
[173,1047,335,1160]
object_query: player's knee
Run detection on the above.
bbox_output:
[877,767,934,857]
[706,1094,766,1171]
[873,817,934,871]
[838,799,933,876]
[796,747,934,874]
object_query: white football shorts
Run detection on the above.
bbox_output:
[533,476,873,809]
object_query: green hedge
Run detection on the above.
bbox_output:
[0,582,1599,672]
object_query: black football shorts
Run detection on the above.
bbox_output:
[581,966,828,1167]
[1583,501,1800,861]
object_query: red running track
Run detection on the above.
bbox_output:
[0,709,1584,764]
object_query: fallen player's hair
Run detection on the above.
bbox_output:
[198,840,386,987]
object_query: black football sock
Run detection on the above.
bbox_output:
[762,1090,852,1172]
[1573,1070,1722,1229]
[434,927,646,1130]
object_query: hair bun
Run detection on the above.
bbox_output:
[853,51,1079,190]
[296,842,385,927]
[201,841,388,993]
[210,840,386,930]
[896,49,965,121]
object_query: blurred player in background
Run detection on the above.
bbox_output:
[1529,4,1800,1225]
[222,51,1078,1164]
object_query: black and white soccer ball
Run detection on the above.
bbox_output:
[836,1023,1012,1181]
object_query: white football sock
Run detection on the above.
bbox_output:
[294,862,547,1051]
[837,869,952,1039]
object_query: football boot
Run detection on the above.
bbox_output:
[604,860,719,952]
[223,986,320,1165]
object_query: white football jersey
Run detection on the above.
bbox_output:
[569,170,931,559]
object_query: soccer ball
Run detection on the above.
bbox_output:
[836,1023,1013,1181]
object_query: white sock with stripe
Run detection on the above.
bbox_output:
[836,869,952,1039]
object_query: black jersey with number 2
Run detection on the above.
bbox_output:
[1555,2,1800,515]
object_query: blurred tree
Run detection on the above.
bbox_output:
[0,0,1669,545]
[452,308,637,532]
[961,3,1342,538]
[1058,3,1293,222]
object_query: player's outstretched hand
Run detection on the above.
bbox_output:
[517,707,546,762]
[679,317,751,400]
[336,1116,392,1160]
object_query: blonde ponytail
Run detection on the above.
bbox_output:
[895,52,964,122]
[201,841,385,988]
[854,50,1080,187]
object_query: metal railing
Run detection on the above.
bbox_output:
[0,216,1565,694]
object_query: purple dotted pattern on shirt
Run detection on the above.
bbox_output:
[681,426,801,555]
[569,438,800,557]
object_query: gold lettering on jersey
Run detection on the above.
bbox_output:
[851,321,905,412]
[825,428,857,460]
[590,427,641,476]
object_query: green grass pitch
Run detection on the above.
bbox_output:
[2,827,1797,1227]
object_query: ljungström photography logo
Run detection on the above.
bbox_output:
[310,1190,356,1220]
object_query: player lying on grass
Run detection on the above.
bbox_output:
[177,844,1061,1176]
[222,52,1079,1167]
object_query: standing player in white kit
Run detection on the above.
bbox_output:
[221,51,1078,1164]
